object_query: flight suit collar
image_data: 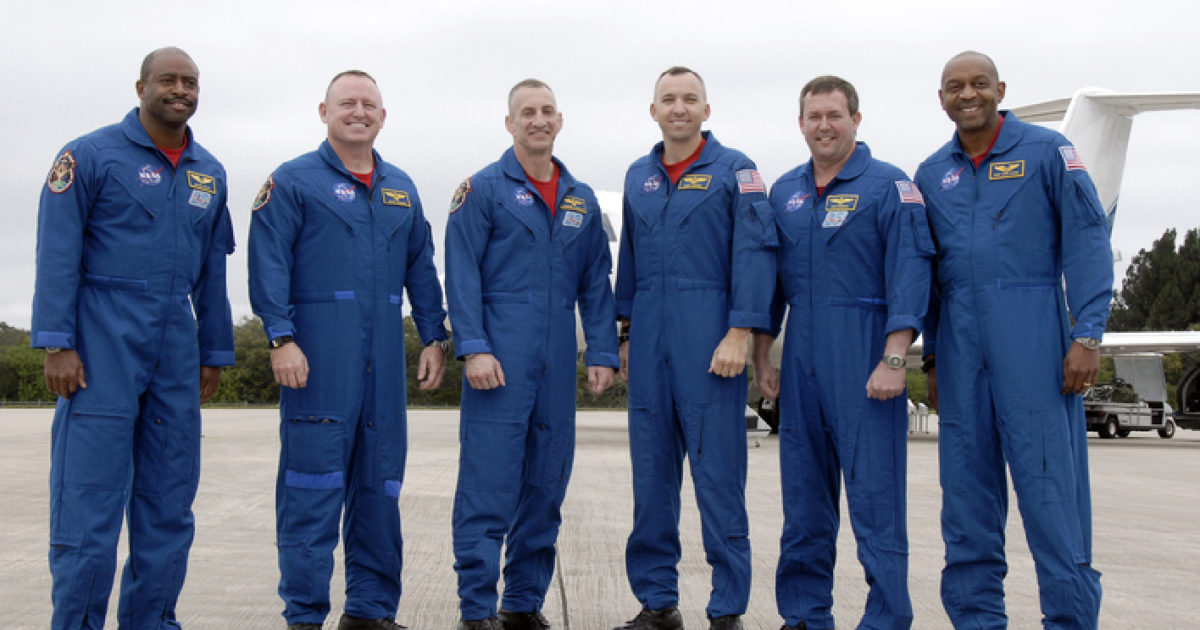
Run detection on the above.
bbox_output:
[122,107,197,163]
[648,130,722,172]
[947,110,1025,163]
[498,147,579,239]
[317,139,387,186]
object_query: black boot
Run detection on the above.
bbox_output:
[458,618,502,630]
[337,613,408,630]
[499,609,552,630]
[709,616,743,630]
[612,607,685,630]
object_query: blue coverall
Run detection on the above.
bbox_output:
[768,143,933,630]
[915,113,1111,629]
[445,149,618,619]
[32,108,235,630]
[615,132,776,618]
[248,140,448,624]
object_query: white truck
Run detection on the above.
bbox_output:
[1084,355,1176,439]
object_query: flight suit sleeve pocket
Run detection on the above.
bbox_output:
[1071,179,1107,227]
[751,200,779,249]
[910,207,937,256]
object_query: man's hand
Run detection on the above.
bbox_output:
[751,332,779,400]
[1062,342,1100,396]
[271,342,310,389]
[199,366,222,403]
[866,361,906,400]
[44,349,87,399]
[416,344,447,391]
[587,366,615,395]
[465,353,505,390]
[926,365,938,409]
[709,327,751,378]
[618,341,629,383]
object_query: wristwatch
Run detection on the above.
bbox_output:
[45,347,63,354]
[1074,337,1101,350]
[883,353,907,370]
[269,335,295,349]
[427,338,450,352]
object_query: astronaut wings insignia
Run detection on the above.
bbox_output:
[381,189,411,207]
[988,160,1025,181]
[186,171,218,194]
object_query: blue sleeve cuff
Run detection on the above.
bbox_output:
[884,316,922,337]
[1071,324,1107,340]
[456,338,492,359]
[586,350,620,369]
[729,310,771,330]
[266,325,295,341]
[616,300,633,320]
[32,330,72,349]
[200,349,236,367]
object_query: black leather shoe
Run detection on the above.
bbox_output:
[337,614,407,630]
[499,609,552,630]
[612,607,684,630]
[457,618,502,630]
[709,616,743,630]
[779,623,808,630]
[288,624,322,630]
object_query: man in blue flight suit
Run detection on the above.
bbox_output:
[445,78,618,630]
[248,70,449,630]
[916,51,1110,629]
[752,76,933,630]
[32,47,235,629]
[613,66,776,630]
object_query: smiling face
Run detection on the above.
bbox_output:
[800,89,860,169]
[136,50,199,129]
[320,74,385,149]
[505,85,561,156]
[939,53,1005,135]
[651,71,709,144]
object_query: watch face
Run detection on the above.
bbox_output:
[886,355,906,369]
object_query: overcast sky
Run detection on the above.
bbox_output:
[2,0,1197,328]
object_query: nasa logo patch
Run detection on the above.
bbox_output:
[46,150,76,194]
[643,174,662,193]
[940,167,964,191]
[785,191,810,213]
[188,189,212,209]
[562,211,583,228]
[514,188,534,206]
[333,182,356,203]
[138,164,164,186]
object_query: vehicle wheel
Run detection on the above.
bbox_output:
[1159,419,1176,439]
[1099,418,1119,439]
[1116,429,1131,438]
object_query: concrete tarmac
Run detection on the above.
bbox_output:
[2,408,1198,629]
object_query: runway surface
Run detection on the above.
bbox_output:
[2,408,1198,629]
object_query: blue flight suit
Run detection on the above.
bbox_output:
[445,148,618,619]
[615,132,776,618]
[248,140,447,625]
[915,113,1110,629]
[32,108,235,630]
[768,143,932,630]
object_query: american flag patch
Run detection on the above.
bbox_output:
[736,169,766,194]
[1059,145,1087,171]
[895,180,925,205]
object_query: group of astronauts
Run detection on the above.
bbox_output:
[32,44,1112,630]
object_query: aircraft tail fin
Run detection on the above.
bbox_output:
[1011,89,1200,233]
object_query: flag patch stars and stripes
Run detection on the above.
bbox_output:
[736,169,765,194]
[895,180,925,205]
[1059,145,1088,171]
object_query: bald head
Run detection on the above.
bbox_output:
[942,50,999,84]
[140,47,196,82]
